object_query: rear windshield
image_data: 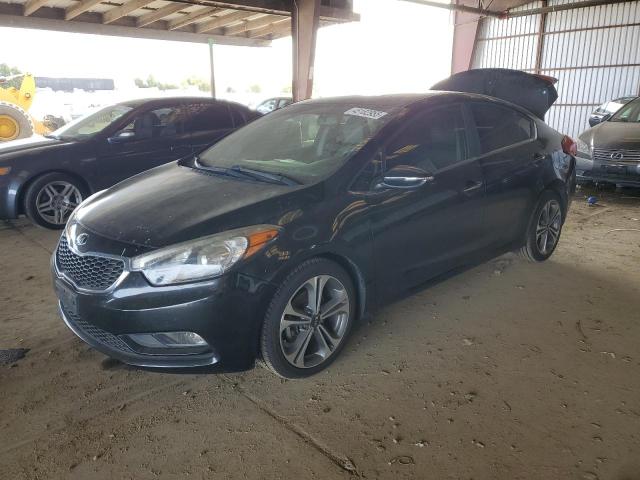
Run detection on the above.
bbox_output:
[611,97,640,123]
[197,102,399,184]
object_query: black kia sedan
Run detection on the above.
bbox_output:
[577,96,640,187]
[52,70,576,378]
[0,97,259,229]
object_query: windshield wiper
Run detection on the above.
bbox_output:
[44,134,60,140]
[228,165,300,186]
[194,157,299,186]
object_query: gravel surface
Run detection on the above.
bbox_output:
[1,186,639,480]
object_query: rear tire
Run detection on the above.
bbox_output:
[0,101,34,142]
[519,190,564,262]
[24,173,87,229]
[260,258,356,379]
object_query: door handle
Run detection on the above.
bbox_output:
[463,180,483,194]
[533,153,546,164]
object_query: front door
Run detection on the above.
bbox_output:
[94,104,191,189]
[368,104,486,299]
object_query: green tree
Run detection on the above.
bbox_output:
[248,84,262,94]
[0,63,24,89]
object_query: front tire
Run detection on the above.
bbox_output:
[0,101,34,142]
[520,190,564,262]
[260,258,356,379]
[24,173,87,229]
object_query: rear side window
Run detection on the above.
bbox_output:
[230,107,246,126]
[385,105,468,172]
[469,103,534,154]
[184,103,233,133]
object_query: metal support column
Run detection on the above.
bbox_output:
[451,5,481,74]
[291,0,320,101]
[208,37,216,99]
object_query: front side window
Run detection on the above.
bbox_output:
[385,105,468,173]
[198,103,399,184]
[470,102,534,154]
[52,104,133,140]
[117,106,184,140]
[611,97,640,123]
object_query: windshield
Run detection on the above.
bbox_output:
[610,97,640,123]
[51,104,134,140]
[197,103,398,184]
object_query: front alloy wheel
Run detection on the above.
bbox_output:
[24,172,87,229]
[261,259,355,378]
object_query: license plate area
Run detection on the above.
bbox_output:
[602,164,627,175]
[56,281,78,315]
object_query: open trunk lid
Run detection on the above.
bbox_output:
[431,68,558,120]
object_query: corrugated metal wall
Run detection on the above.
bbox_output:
[472,0,640,138]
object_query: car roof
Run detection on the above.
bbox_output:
[118,97,249,110]
[297,91,531,113]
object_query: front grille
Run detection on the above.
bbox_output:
[593,148,640,165]
[56,235,125,291]
[63,305,132,353]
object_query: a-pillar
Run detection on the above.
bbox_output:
[291,0,321,101]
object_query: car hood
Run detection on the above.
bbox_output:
[0,135,73,160]
[579,121,640,149]
[74,161,316,249]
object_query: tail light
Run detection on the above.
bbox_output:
[561,135,577,156]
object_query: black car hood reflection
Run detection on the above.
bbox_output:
[0,136,71,158]
[75,161,311,249]
[580,121,640,148]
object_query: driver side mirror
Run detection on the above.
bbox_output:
[382,165,434,189]
[108,131,135,144]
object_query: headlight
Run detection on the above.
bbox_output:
[131,225,279,286]
[576,137,591,158]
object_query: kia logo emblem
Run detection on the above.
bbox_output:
[610,152,624,160]
[76,233,89,246]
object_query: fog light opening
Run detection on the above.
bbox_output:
[123,332,209,355]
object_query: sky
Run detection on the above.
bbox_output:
[0,0,453,100]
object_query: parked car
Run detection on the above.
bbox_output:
[588,95,636,127]
[577,96,640,187]
[53,69,576,379]
[0,97,259,228]
[256,97,293,114]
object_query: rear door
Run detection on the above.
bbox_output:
[467,101,542,246]
[368,103,486,298]
[183,102,236,153]
[94,103,191,188]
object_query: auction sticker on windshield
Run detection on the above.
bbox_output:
[344,107,388,120]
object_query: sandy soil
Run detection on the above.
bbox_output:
[1,186,639,480]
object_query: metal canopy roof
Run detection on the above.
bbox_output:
[0,0,358,46]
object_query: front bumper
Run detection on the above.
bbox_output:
[53,263,276,369]
[0,175,21,219]
[576,156,640,187]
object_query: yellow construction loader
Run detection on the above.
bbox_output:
[0,73,48,142]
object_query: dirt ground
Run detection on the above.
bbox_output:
[1,185,639,480]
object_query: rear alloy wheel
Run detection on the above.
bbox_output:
[261,259,355,378]
[24,173,86,229]
[520,191,564,262]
